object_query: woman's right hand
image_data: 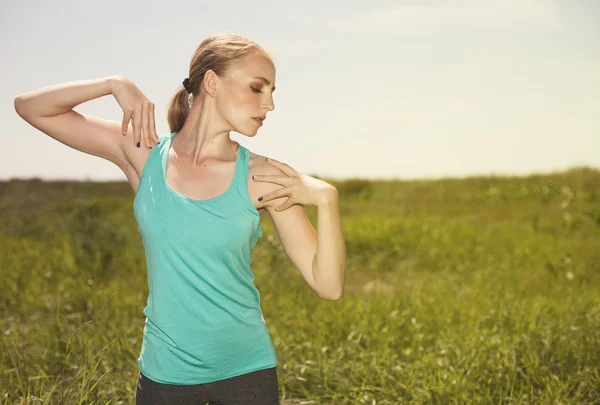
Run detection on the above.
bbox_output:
[110,75,159,149]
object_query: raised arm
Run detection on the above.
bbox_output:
[13,76,159,172]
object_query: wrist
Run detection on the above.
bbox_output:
[106,75,125,94]
[318,187,338,207]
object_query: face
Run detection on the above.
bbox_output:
[214,51,276,136]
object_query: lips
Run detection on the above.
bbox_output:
[253,117,263,126]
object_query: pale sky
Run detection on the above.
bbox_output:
[2,0,598,181]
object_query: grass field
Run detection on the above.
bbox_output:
[1,167,599,404]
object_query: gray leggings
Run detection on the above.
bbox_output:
[135,367,279,405]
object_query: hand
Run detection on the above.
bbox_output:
[253,158,338,211]
[110,76,159,149]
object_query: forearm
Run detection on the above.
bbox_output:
[312,189,347,299]
[14,76,118,118]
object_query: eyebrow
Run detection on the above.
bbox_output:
[253,76,276,92]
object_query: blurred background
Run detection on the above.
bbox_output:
[1,1,599,404]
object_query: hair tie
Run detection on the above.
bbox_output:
[182,78,193,93]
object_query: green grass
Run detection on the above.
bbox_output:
[1,166,599,404]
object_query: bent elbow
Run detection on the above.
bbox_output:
[14,96,30,119]
[14,96,24,116]
[319,288,343,301]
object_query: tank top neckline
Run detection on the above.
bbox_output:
[162,131,244,204]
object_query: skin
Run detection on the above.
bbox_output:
[127,50,281,215]
[13,47,345,298]
[122,50,345,298]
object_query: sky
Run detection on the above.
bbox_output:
[1,0,598,181]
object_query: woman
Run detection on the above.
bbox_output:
[14,32,346,404]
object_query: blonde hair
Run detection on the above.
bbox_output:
[167,32,273,133]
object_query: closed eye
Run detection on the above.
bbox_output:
[251,87,262,94]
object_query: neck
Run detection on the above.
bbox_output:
[174,93,238,166]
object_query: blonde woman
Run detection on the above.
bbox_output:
[14,32,346,405]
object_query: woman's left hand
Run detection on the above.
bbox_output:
[253,158,337,211]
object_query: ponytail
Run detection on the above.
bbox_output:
[166,32,272,134]
[167,84,192,134]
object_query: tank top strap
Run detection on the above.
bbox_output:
[234,143,250,186]
[134,132,172,198]
[156,131,175,159]
[153,131,175,175]
[231,143,261,220]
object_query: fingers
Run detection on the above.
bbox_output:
[142,101,151,149]
[149,103,159,145]
[259,187,289,202]
[266,158,296,176]
[123,96,158,148]
[253,174,293,186]
[133,103,142,148]
[122,107,133,136]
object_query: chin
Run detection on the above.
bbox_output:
[238,127,260,137]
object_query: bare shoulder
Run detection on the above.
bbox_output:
[247,149,289,214]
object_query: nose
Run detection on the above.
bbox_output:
[263,94,275,112]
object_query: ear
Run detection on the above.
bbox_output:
[203,70,218,98]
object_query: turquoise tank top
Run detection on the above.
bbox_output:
[133,131,277,385]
